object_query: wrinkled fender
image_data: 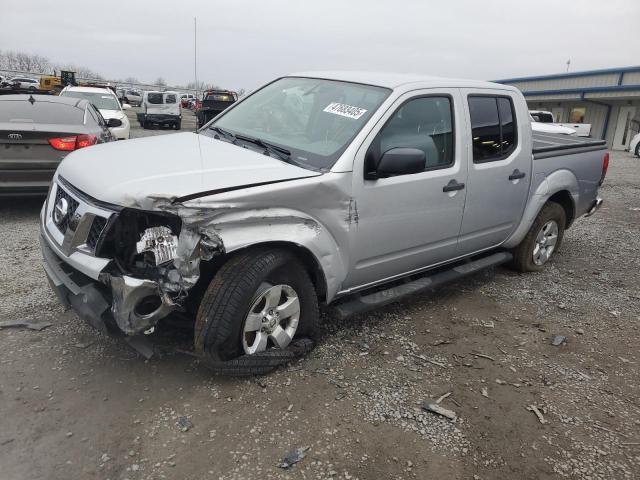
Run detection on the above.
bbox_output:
[503,169,578,249]
[187,207,347,303]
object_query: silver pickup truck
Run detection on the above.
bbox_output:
[39,72,608,374]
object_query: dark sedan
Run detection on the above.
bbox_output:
[0,95,120,196]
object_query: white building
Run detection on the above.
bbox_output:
[496,66,640,150]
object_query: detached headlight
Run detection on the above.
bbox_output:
[136,226,178,265]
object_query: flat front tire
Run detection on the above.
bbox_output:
[194,249,319,375]
[510,202,566,272]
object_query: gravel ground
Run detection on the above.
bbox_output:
[0,122,639,480]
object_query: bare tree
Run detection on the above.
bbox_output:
[155,77,167,87]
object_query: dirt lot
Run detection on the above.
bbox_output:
[1,115,639,480]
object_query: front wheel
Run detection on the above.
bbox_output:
[635,143,640,157]
[510,202,566,272]
[194,249,319,375]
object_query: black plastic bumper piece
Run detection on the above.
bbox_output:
[40,235,113,334]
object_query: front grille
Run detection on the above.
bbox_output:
[86,216,107,250]
[53,186,79,234]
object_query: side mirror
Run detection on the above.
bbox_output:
[107,118,122,128]
[376,148,426,178]
[122,103,132,110]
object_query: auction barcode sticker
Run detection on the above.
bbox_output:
[323,102,367,119]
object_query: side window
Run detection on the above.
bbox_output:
[468,95,518,163]
[165,94,177,104]
[371,96,454,173]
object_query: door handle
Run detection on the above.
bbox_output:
[443,179,465,192]
[509,169,526,180]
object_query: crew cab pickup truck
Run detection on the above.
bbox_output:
[39,72,607,375]
[195,89,237,128]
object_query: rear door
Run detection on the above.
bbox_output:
[344,89,468,290]
[456,90,532,255]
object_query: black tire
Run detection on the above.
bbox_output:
[510,202,566,272]
[141,121,147,129]
[635,143,640,157]
[174,121,181,130]
[195,248,319,375]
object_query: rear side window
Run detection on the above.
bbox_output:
[147,93,163,104]
[371,96,454,172]
[0,100,83,124]
[468,96,518,163]
[165,94,177,104]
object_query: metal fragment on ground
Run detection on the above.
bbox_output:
[0,320,52,331]
[177,416,193,432]
[421,402,457,421]
[551,335,566,346]
[277,446,310,469]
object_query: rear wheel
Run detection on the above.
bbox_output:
[635,143,640,157]
[510,202,566,272]
[194,248,319,375]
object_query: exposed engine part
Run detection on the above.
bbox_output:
[136,226,178,266]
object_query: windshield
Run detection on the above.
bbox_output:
[61,91,120,110]
[203,77,390,170]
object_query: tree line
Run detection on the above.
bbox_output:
[0,50,246,95]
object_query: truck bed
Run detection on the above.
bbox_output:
[532,132,606,159]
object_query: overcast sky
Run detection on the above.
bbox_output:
[2,0,638,90]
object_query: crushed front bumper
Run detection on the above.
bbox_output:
[40,235,176,335]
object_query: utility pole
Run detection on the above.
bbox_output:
[566,59,571,73]
[194,17,198,98]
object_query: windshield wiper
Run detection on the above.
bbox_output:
[235,134,292,162]
[208,126,237,144]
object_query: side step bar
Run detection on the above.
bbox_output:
[331,251,512,320]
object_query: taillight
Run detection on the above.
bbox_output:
[48,136,77,151]
[48,134,97,151]
[600,152,609,185]
[76,134,97,149]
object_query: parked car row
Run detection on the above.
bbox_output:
[1,76,40,90]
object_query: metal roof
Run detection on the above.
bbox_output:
[494,65,640,84]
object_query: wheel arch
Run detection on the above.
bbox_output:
[503,169,579,249]
[547,190,575,228]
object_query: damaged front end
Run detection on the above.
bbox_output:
[40,179,223,336]
[96,208,223,335]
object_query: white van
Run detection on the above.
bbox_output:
[139,91,182,130]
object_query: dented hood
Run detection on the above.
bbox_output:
[57,132,320,206]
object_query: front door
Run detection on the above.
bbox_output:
[344,90,468,291]
[456,90,532,255]
[612,106,636,150]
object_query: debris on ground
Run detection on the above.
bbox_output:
[481,387,489,398]
[421,402,457,421]
[176,416,193,432]
[435,392,452,404]
[526,405,547,424]
[0,320,52,331]
[125,335,155,360]
[277,446,310,469]
[550,335,566,346]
